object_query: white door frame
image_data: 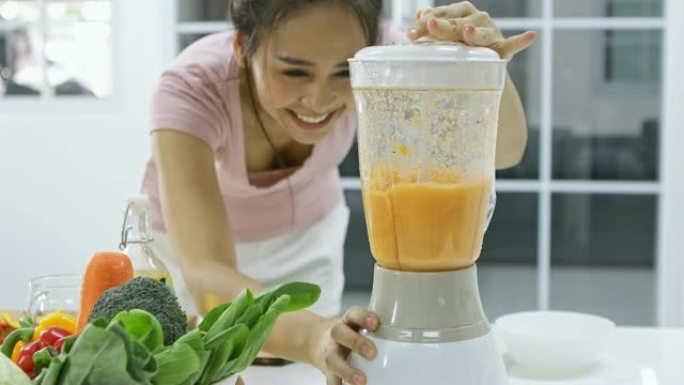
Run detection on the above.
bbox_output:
[657,0,684,326]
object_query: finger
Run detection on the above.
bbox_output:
[491,30,538,59]
[236,377,245,385]
[407,7,434,40]
[463,25,502,47]
[326,374,341,385]
[325,351,366,385]
[342,306,380,331]
[408,12,432,40]
[331,322,377,359]
[409,2,477,40]
[424,17,470,42]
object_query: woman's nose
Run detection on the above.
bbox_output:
[301,80,337,112]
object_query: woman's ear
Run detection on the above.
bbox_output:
[233,32,246,67]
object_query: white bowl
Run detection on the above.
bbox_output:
[495,311,616,372]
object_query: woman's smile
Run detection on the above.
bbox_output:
[285,107,343,131]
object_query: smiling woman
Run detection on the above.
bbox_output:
[237,2,369,146]
[140,1,533,384]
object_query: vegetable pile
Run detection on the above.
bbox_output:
[1,253,321,384]
[0,311,77,379]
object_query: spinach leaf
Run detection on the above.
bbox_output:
[255,282,320,312]
[0,352,31,385]
[111,309,164,352]
[152,343,200,385]
[198,303,229,333]
[205,289,252,342]
[231,295,291,375]
[198,324,248,385]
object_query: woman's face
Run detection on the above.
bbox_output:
[241,3,368,145]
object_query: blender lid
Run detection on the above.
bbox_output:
[348,41,507,90]
[350,41,504,63]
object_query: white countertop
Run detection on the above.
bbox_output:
[237,327,684,385]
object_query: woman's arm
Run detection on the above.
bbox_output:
[496,75,527,169]
[152,129,325,364]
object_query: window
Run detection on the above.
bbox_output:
[174,0,229,52]
[603,0,662,84]
[348,0,669,326]
[0,0,112,99]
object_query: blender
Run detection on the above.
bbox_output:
[347,43,508,384]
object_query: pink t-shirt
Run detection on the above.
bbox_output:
[141,24,406,242]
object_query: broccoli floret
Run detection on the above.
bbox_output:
[88,277,187,345]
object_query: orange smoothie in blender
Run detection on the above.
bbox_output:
[362,168,492,272]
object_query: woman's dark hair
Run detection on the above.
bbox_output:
[229,0,382,57]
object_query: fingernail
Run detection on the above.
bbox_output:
[465,24,475,34]
[408,28,417,36]
[365,316,377,329]
[354,373,365,385]
[363,344,374,358]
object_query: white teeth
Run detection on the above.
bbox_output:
[295,112,329,124]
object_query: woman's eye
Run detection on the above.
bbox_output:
[283,70,309,77]
[334,69,350,77]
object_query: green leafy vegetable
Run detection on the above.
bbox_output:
[255,282,321,312]
[198,304,229,333]
[152,343,200,385]
[111,309,164,352]
[31,281,321,385]
[0,352,32,385]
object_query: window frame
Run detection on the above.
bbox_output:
[0,0,117,106]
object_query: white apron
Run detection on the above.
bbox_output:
[150,201,350,319]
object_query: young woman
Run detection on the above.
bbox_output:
[141,1,536,384]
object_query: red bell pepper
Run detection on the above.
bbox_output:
[53,336,69,352]
[16,340,46,378]
[39,326,71,346]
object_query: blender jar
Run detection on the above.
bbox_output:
[349,43,507,272]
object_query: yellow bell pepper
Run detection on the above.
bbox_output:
[1,312,21,330]
[32,311,77,341]
[11,340,25,362]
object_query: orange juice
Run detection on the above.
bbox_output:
[362,168,491,271]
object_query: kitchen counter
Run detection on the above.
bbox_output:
[238,327,684,385]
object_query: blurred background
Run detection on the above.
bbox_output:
[1,0,682,327]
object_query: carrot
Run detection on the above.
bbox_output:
[77,252,134,332]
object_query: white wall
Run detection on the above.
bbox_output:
[0,0,174,309]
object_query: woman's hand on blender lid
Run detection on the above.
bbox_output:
[407,1,537,60]
[312,306,380,385]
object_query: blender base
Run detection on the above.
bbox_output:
[349,329,508,385]
[347,264,508,384]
